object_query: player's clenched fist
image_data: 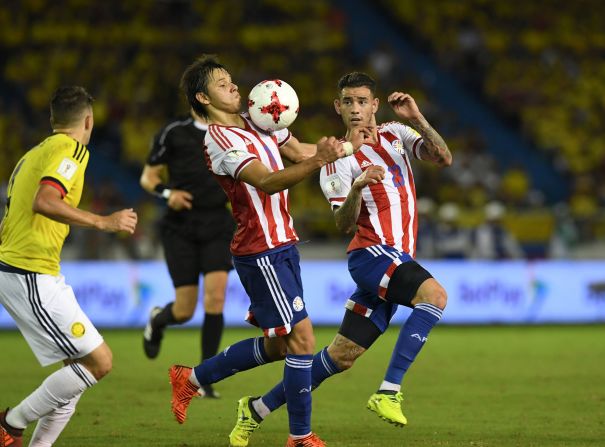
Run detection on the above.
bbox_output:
[315,136,345,164]
[352,165,385,191]
[100,208,138,234]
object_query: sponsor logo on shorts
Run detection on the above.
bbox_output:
[71,322,86,338]
[292,296,304,312]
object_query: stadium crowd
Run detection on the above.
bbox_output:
[0,0,602,261]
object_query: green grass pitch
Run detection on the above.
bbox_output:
[2,325,604,446]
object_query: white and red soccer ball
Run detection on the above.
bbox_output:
[248,79,299,132]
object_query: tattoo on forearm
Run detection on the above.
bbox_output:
[334,188,362,233]
[409,116,451,165]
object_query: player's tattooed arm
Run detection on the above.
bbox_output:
[409,115,452,167]
[334,166,385,234]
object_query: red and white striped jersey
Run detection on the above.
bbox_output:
[204,114,297,256]
[319,121,424,256]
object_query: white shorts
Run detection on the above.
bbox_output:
[0,269,104,367]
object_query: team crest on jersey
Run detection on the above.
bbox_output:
[71,322,86,338]
[292,296,304,312]
[56,158,78,180]
[324,176,341,194]
[392,140,404,154]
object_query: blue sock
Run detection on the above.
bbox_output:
[284,354,313,436]
[384,303,443,385]
[262,347,341,412]
[193,337,269,385]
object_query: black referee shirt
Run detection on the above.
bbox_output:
[147,116,229,221]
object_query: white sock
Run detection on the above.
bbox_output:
[28,393,82,447]
[378,380,401,393]
[6,364,96,429]
[188,369,200,387]
[252,398,271,419]
[290,432,312,439]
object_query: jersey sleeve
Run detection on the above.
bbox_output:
[205,125,258,179]
[319,158,353,210]
[396,122,424,160]
[146,126,170,165]
[382,121,424,159]
[40,140,89,198]
[275,128,292,147]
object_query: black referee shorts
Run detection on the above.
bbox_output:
[160,213,234,288]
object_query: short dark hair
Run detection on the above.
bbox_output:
[50,86,94,128]
[337,72,377,97]
[180,54,227,119]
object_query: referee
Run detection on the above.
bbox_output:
[140,108,234,398]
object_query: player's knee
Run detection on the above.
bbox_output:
[264,337,287,361]
[287,332,315,355]
[426,284,447,310]
[204,294,225,314]
[90,352,113,380]
[172,306,195,322]
[332,353,357,371]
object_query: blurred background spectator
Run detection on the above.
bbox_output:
[0,0,603,260]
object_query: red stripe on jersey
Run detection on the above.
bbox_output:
[356,150,395,247]
[329,197,345,203]
[373,143,413,254]
[239,127,297,242]
[209,125,231,150]
[378,286,387,300]
[381,131,398,145]
[40,179,67,198]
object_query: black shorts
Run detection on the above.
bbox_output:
[160,211,234,288]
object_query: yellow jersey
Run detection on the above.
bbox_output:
[0,133,89,275]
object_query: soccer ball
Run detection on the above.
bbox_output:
[247,79,299,132]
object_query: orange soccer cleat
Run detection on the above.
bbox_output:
[285,432,326,447]
[0,409,23,447]
[169,365,200,424]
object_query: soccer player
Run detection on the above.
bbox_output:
[167,55,368,447]
[0,86,137,447]
[229,72,452,446]
[140,107,235,399]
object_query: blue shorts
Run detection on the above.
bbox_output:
[233,244,307,337]
[346,245,414,333]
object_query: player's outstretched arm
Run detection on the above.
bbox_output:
[279,135,317,163]
[388,92,452,167]
[33,184,138,234]
[239,134,362,195]
[334,166,385,234]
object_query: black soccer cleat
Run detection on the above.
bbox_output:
[143,306,164,359]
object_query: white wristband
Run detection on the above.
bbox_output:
[161,188,172,200]
[343,142,354,156]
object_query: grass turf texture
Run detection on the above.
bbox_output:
[2,326,604,446]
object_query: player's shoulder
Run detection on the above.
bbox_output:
[378,121,420,139]
[377,120,406,133]
[44,134,88,163]
[157,116,195,139]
